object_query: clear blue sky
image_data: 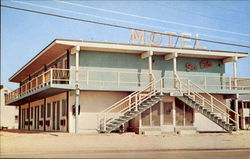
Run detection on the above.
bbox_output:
[1,0,250,89]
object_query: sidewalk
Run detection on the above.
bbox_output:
[1,130,250,158]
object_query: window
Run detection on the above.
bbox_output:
[47,103,51,118]
[41,104,44,118]
[141,109,150,126]
[163,102,173,125]
[27,108,29,119]
[31,107,33,119]
[151,103,160,126]
[62,99,67,116]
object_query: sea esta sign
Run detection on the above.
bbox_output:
[130,29,206,49]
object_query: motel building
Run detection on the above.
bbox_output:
[4,37,250,134]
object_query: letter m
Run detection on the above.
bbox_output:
[131,29,145,44]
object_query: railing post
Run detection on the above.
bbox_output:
[50,68,53,84]
[42,73,45,87]
[128,95,131,111]
[204,76,207,89]
[36,77,38,89]
[211,96,213,112]
[117,72,120,88]
[229,77,232,90]
[202,97,205,106]
[160,78,163,95]
[187,80,190,96]
[86,70,89,86]
[135,94,138,111]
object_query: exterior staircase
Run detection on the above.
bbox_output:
[177,78,238,132]
[99,78,165,133]
[98,77,238,133]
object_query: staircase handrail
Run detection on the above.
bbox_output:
[101,74,156,113]
[180,78,238,124]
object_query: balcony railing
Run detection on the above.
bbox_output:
[178,75,250,90]
[5,68,250,104]
[5,68,150,104]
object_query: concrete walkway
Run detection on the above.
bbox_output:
[1,130,250,158]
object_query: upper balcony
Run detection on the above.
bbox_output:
[5,68,250,105]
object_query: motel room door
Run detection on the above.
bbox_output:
[162,102,174,132]
[34,106,39,130]
[52,101,60,131]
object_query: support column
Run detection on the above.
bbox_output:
[173,52,178,88]
[235,94,239,130]
[43,98,46,131]
[28,101,30,131]
[141,50,153,82]
[173,52,178,77]
[72,45,80,134]
[18,105,21,130]
[232,56,239,130]
[173,99,176,128]
[233,56,238,89]
[148,50,153,82]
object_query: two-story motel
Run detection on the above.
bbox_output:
[5,39,250,134]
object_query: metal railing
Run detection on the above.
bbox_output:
[98,77,165,131]
[5,68,150,103]
[98,76,240,131]
[5,68,70,103]
[179,75,250,90]
[178,78,238,125]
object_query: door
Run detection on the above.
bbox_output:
[52,102,56,130]
[56,101,60,130]
[34,106,39,130]
[162,102,174,132]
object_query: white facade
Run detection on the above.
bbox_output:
[0,86,18,129]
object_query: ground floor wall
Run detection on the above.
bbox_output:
[18,90,228,133]
[20,92,68,132]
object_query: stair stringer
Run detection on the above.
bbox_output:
[177,96,235,132]
[100,92,165,133]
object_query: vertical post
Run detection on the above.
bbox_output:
[44,98,46,132]
[187,80,190,95]
[173,52,178,88]
[74,45,80,134]
[86,70,89,86]
[135,94,138,111]
[173,99,176,128]
[50,68,53,84]
[75,85,80,133]
[160,78,163,95]
[117,72,120,87]
[229,77,232,90]
[233,56,238,89]
[148,50,153,82]
[235,94,239,130]
[211,96,213,112]
[128,95,131,111]
[204,76,207,89]
[18,106,21,130]
[28,101,30,131]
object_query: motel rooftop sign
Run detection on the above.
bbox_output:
[130,29,206,49]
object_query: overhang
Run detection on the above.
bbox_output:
[9,39,248,83]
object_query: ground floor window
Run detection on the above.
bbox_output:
[175,98,194,126]
[141,102,160,126]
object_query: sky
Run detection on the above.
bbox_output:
[1,0,250,90]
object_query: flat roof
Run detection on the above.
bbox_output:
[9,39,248,83]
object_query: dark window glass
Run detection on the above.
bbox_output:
[41,104,44,118]
[47,103,51,118]
[62,99,67,116]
